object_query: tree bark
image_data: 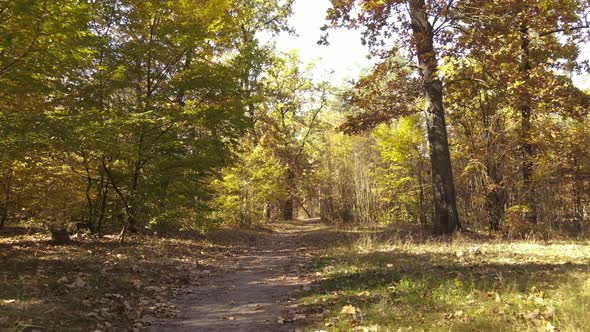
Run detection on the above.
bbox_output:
[283,168,295,220]
[0,207,7,230]
[416,155,428,228]
[519,22,538,223]
[283,197,294,220]
[96,178,109,234]
[409,0,460,234]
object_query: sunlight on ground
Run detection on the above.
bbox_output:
[301,234,590,332]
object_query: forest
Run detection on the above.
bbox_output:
[1,0,590,331]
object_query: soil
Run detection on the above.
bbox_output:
[146,220,322,332]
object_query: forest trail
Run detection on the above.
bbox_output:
[147,219,324,332]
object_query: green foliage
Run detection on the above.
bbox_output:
[0,0,296,235]
[372,115,430,224]
[212,145,288,225]
[213,50,329,225]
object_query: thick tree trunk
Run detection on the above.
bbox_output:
[416,157,428,228]
[519,22,538,223]
[409,0,460,235]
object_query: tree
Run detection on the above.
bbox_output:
[323,0,461,234]
[373,115,430,227]
[457,0,590,223]
[77,0,249,238]
[0,0,94,232]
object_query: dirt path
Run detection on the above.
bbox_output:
[146,220,322,332]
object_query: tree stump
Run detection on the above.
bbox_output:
[50,229,71,245]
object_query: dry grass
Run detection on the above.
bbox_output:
[299,227,590,332]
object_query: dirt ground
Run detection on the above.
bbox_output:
[0,219,340,332]
[146,219,325,332]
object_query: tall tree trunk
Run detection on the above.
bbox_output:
[482,105,507,232]
[408,0,460,234]
[0,167,13,230]
[283,168,295,220]
[519,22,538,223]
[283,197,294,220]
[0,207,7,230]
[416,156,428,228]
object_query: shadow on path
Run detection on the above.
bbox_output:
[147,219,344,332]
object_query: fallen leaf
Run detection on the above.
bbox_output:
[544,306,556,318]
[132,279,143,289]
[469,246,482,255]
[67,277,86,289]
[341,305,357,315]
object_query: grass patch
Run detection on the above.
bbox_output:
[300,231,590,331]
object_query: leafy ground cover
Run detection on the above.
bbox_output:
[300,228,590,332]
[0,227,266,332]
[3,222,589,332]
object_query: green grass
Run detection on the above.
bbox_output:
[300,231,590,331]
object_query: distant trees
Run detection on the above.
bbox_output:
[214,51,328,224]
[321,0,590,234]
[457,0,590,225]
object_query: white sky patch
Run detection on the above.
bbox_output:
[273,0,374,86]
[573,45,590,89]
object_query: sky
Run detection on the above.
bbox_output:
[273,0,374,85]
[274,0,589,89]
